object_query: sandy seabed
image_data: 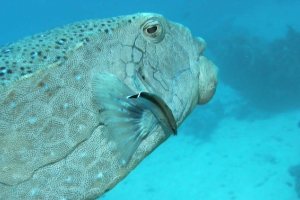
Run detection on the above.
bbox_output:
[102,92,300,200]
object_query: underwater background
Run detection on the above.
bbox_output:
[1,0,300,199]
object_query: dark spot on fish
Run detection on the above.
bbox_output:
[97,122,105,126]
[30,51,37,58]
[7,69,13,74]
[104,29,109,34]
[141,75,145,80]
[38,82,45,87]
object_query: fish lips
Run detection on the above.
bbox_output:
[197,55,218,105]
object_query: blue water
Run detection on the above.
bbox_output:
[1,0,300,199]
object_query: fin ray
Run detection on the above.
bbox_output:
[92,73,177,165]
[92,73,158,165]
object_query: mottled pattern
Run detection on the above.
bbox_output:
[0,13,218,199]
[0,16,124,87]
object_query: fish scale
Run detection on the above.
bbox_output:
[0,13,218,199]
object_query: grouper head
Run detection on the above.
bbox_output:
[91,12,218,189]
[99,13,218,126]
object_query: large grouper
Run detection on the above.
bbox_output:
[0,13,218,199]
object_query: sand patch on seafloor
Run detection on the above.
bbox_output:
[102,107,300,200]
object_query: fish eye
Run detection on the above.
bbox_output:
[142,18,165,43]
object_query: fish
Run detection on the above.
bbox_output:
[92,73,177,166]
[127,92,177,135]
[0,13,218,199]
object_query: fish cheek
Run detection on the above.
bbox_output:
[135,63,154,92]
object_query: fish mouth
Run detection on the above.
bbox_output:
[192,37,218,105]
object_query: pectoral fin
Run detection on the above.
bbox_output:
[92,73,177,165]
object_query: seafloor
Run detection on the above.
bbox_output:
[102,83,300,200]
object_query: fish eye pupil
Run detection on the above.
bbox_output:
[147,26,157,34]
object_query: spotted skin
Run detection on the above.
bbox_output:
[0,13,218,199]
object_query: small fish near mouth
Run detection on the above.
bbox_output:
[92,73,177,165]
[127,92,177,136]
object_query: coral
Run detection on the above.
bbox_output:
[289,165,300,198]
[210,26,300,112]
